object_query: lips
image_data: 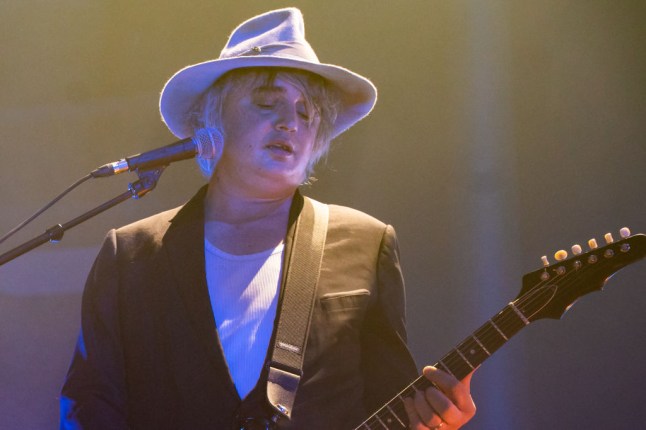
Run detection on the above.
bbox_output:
[266,141,294,155]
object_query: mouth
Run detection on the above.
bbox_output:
[266,141,294,155]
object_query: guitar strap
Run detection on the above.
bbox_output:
[266,197,329,422]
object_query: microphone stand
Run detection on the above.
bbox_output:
[0,167,165,267]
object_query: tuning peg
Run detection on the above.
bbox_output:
[620,227,631,238]
[588,238,598,249]
[604,233,614,244]
[571,244,583,255]
[554,250,568,261]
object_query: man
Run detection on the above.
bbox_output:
[61,8,476,430]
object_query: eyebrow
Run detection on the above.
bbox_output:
[252,85,286,95]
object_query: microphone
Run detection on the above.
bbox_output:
[91,128,223,178]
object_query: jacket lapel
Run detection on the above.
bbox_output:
[162,185,239,399]
[158,187,308,407]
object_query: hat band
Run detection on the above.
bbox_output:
[227,41,320,63]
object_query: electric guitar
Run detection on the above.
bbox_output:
[354,228,646,429]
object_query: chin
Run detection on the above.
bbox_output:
[262,168,307,186]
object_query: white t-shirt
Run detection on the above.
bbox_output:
[204,240,284,399]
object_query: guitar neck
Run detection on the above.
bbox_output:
[354,231,646,429]
[355,301,530,429]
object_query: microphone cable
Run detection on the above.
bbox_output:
[0,174,92,245]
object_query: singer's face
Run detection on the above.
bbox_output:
[213,77,320,197]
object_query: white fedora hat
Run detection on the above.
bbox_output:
[159,7,377,139]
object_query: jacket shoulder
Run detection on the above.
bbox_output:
[117,206,181,237]
[108,206,183,260]
[326,203,389,232]
[110,186,206,259]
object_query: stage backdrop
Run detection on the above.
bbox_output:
[1,1,644,429]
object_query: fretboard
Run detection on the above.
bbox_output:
[352,231,646,429]
[353,300,533,429]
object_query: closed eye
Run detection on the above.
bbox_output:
[298,111,311,121]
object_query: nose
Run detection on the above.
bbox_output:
[275,105,298,133]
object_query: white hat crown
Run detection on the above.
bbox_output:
[222,8,318,62]
[160,8,376,139]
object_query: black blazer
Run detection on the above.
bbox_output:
[61,187,418,429]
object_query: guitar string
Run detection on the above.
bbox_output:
[442,242,617,380]
[360,242,624,429]
[360,260,595,429]
[360,306,535,427]
[362,251,608,429]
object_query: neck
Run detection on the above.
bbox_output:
[204,180,295,224]
[203,180,296,255]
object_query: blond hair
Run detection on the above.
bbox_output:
[188,67,339,180]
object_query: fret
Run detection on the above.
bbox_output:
[357,305,533,429]
[472,334,491,356]
[508,301,530,325]
[455,348,475,370]
[437,351,471,380]
[386,404,406,428]
[489,318,509,340]
[473,324,506,356]
[460,337,490,365]
[352,231,646,430]
[437,359,455,376]
[493,306,529,340]
[355,304,536,429]
[357,304,542,429]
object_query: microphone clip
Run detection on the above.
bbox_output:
[129,166,166,200]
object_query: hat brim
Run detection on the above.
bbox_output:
[159,56,377,139]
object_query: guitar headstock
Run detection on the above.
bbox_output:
[516,228,646,321]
